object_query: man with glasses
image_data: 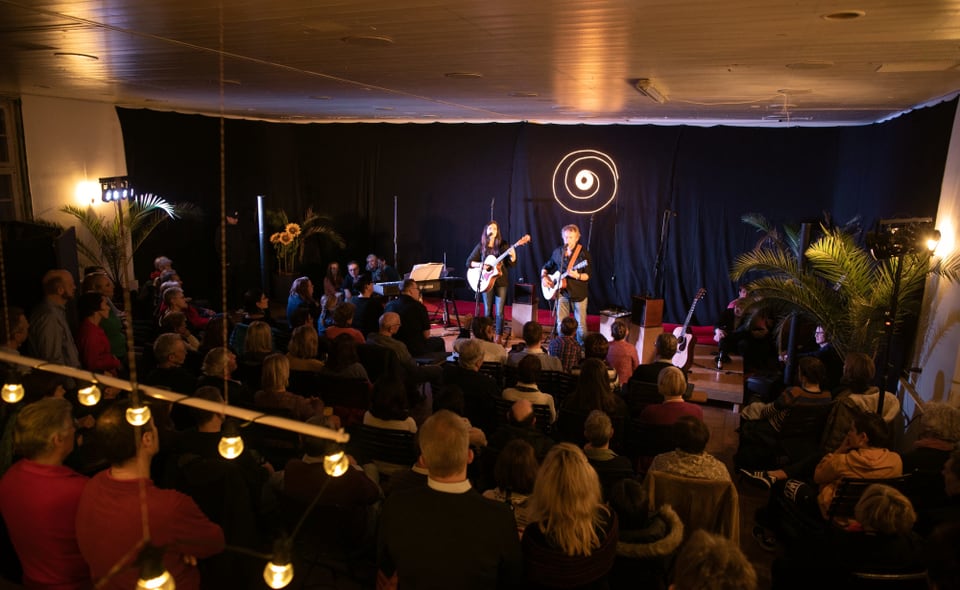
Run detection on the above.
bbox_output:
[342,260,363,299]
[385,279,445,357]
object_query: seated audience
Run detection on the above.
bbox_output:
[772,484,924,589]
[0,305,28,356]
[608,479,684,590]
[349,275,383,337]
[482,438,539,537]
[143,333,198,395]
[793,325,843,391]
[240,320,274,364]
[440,339,499,433]
[286,325,326,372]
[670,529,757,590]
[384,278,446,356]
[606,320,639,386]
[486,400,555,469]
[572,332,619,389]
[901,402,959,514]
[433,384,489,450]
[75,400,224,590]
[286,276,320,326]
[502,354,557,423]
[363,376,417,433]
[197,315,233,358]
[648,416,730,481]
[454,316,507,365]
[377,410,522,588]
[162,286,210,333]
[548,316,583,372]
[630,333,678,385]
[325,301,365,344]
[638,366,703,425]
[508,321,563,372]
[76,291,122,374]
[562,358,628,419]
[160,310,201,353]
[255,353,324,421]
[821,352,900,452]
[196,346,254,408]
[522,443,619,589]
[0,398,90,589]
[925,521,960,590]
[367,312,442,386]
[915,445,960,536]
[319,333,370,382]
[583,410,635,496]
[240,288,273,325]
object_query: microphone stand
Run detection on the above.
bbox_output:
[653,209,675,299]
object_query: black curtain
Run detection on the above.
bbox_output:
[118,98,955,324]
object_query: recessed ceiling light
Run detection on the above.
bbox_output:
[341,35,394,47]
[444,72,483,79]
[821,10,866,21]
[54,52,98,60]
[785,61,834,70]
[509,91,539,98]
[309,95,332,100]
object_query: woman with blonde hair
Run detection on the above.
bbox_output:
[286,325,325,372]
[242,320,273,363]
[255,353,323,421]
[522,442,618,589]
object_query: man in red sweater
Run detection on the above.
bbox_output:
[75,401,224,589]
[0,398,90,589]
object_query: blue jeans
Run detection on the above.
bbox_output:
[484,285,507,336]
[557,296,588,344]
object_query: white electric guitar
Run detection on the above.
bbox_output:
[541,260,588,301]
[671,288,706,371]
[467,234,531,293]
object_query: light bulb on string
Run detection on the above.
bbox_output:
[263,539,294,589]
[135,545,175,590]
[217,419,244,459]
[77,382,101,406]
[323,449,349,477]
[126,403,152,426]
[1,382,24,404]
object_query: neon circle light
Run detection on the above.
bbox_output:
[552,149,619,214]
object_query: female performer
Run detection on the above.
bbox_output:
[467,221,516,342]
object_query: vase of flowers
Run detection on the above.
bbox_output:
[266,207,346,277]
[269,222,302,274]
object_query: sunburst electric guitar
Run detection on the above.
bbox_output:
[671,288,706,371]
[467,234,531,293]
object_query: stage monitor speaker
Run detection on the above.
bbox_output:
[513,283,537,306]
[631,296,663,327]
[510,284,537,337]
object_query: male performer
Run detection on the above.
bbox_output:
[541,224,591,344]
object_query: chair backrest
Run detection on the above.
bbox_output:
[287,369,323,397]
[624,380,663,417]
[644,470,739,543]
[347,424,418,467]
[538,370,576,404]
[494,396,553,435]
[357,343,398,383]
[623,419,676,464]
[479,361,504,389]
[779,402,834,440]
[827,475,913,520]
[314,376,372,428]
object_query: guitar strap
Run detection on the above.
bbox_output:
[561,244,582,290]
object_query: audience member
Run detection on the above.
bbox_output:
[341,260,362,299]
[241,289,273,325]
[349,275,383,336]
[75,400,224,590]
[384,278,445,356]
[925,521,960,590]
[0,398,89,589]
[28,269,80,368]
[605,320,638,386]
[160,310,201,353]
[648,416,730,481]
[377,410,522,588]
[915,444,960,536]
[583,410,635,496]
[286,276,320,326]
[793,325,843,391]
[548,316,583,372]
[286,325,326,372]
[522,443,618,589]
[820,352,900,452]
[240,320,274,364]
[197,315,232,358]
[440,339,499,433]
[0,306,28,355]
[502,354,557,423]
[323,261,345,308]
[367,312,442,386]
[670,529,757,590]
[482,438,539,538]
[196,346,254,408]
[255,353,324,421]
[508,321,563,372]
[454,316,507,364]
[638,366,702,425]
[629,333,678,385]
[82,271,126,361]
[162,286,209,333]
[325,301,365,344]
[607,479,684,590]
[320,333,370,381]
[562,358,627,418]
[573,332,619,389]
[364,376,417,432]
[75,291,122,375]
[143,333,197,394]
[366,253,400,284]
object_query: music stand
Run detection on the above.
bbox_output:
[409,262,444,282]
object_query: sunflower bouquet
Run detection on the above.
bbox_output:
[266,207,346,274]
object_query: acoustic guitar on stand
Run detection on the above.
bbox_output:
[541,260,588,301]
[671,288,706,371]
[467,234,531,293]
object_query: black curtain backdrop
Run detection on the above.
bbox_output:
[118,98,955,325]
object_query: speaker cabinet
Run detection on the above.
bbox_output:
[510,283,537,336]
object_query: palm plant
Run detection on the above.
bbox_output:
[731,221,960,359]
[61,194,194,286]
[265,207,345,273]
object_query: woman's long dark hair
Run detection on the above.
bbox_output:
[480,220,503,258]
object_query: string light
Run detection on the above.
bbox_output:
[217,419,244,459]
[77,382,102,406]
[126,403,152,426]
[323,449,349,477]
[263,539,293,589]
[135,546,175,590]
[1,382,23,404]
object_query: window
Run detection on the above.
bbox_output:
[0,99,31,221]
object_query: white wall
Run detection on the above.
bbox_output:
[20,95,131,283]
[906,101,960,415]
